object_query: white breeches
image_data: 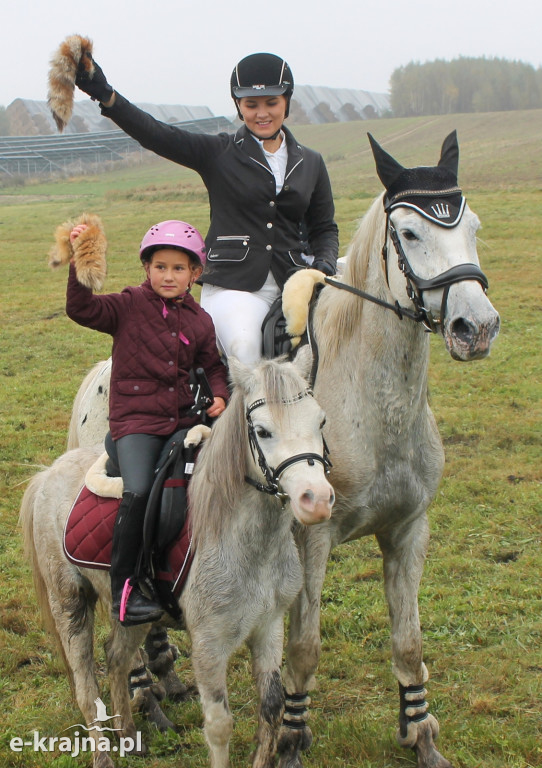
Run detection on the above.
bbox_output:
[200,272,281,366]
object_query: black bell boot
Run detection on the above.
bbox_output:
[110,492,163,626]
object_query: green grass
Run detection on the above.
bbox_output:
[1,111,541,767]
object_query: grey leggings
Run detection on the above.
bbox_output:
[114,433,173,496]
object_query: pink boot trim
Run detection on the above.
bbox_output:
[119,579,133,623]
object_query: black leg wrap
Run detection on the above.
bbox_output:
[145,626,179,675]
[399,683,429,740]
[282,690,311,731]
[129,664,154,697]
[145,626,170,659]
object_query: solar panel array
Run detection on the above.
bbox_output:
[0,116,234,178]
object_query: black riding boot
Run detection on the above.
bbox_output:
[110,492,163,626]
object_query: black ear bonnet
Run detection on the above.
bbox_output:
[368,131,466,227]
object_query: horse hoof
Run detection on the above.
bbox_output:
[277,724,312,768]
[277,753,304,768]
[415,747,454,768]
[414,721,454,768]
[162,671,195,702]
[93,753,115,768]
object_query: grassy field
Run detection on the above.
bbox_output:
[0,110,541,767]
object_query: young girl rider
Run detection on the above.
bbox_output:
[74,51,339,365]
[67,220,229,626]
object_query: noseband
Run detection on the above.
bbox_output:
[244,388,332,506]
[323,207,489,333]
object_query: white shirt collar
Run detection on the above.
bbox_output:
[251,131,288,193]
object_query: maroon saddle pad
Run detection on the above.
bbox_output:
[63,485,193,596]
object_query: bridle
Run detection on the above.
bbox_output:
[244,388,332,507]
[322,205,489,334]
[385,215,489,332]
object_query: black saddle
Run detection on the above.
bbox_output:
[261,296,294,359]
[105,428,195,620]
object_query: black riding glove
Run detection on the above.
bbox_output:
[75,58,114,104]
[312,260,335,277]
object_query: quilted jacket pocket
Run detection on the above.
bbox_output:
[116,379,159,396]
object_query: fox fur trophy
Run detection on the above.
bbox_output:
[48,213,107,292]
[48,35,94,132]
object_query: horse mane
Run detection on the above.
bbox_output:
[189,357,308,545]
[314,193,387,364]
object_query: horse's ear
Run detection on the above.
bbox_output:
[292,345,313,383]
[438,130,459,178]
[367,133,404,190]
[227,356,252,393]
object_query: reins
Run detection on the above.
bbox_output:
[244,389,332,507]
[323,276,422,323]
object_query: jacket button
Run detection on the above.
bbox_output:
[168,361,174,366]
[269,201,275,207]
[169,387,174,392]
[133,385,139,391]
[267,222,273,229]
[266,245,272,251]
[171,332,176,337]
[169,417,175,422]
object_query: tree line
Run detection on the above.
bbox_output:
[390,57,542,116]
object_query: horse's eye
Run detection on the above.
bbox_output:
[320,417,326,430]
[256,427,272,439]
[402,230,418,241]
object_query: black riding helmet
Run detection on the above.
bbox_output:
[230,53,294,119]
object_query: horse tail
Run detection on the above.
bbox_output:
[19,470,59,637]
[19,464,99,695]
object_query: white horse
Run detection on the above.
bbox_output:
[63,132,500,767]
[20,353,334,768]
[275,131,500,768]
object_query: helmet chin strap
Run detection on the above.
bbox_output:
[246,125,283,142]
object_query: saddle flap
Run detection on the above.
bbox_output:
[143,430,193,563]
[63,485,194,597]
[63,486,119,569]
[261,296,293,359]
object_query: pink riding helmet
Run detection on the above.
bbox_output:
[139,220,206,266]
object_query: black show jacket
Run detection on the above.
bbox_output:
[102,94,339,291]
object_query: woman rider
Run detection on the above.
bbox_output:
[75,51,339,365]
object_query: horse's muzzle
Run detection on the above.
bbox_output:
[292,483,335,525]
[445,312,501,361]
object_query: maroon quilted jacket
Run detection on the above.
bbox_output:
[66,264,229,439]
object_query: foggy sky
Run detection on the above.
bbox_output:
[2,0,541,116]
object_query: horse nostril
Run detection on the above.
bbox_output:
[450,317,475,342]
[301,490,315,505]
